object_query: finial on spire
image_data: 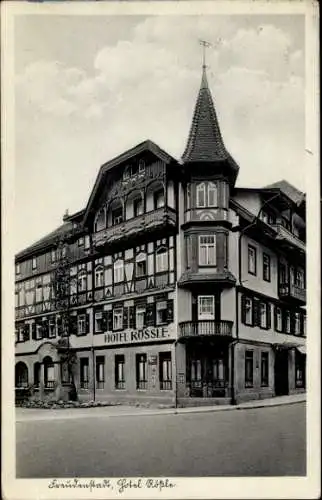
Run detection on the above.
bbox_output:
[199,39,211,69]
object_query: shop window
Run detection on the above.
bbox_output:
[113,308,123,331]
[199,235,216,266]
[96,356,105,389]
[156,301,167,325]
[136,307,146,329]
[159,352,172,390]
[80,358,89,389]
[261,352,269,387]
[198,296,215,320]
[248,245,257,275]
[115,355,125,390]
[156,247,168,273]
[113,260,124,283]
[95,266,104,288]
[136,354,147,390]
[263,253,271,282]
[245,351,254,388]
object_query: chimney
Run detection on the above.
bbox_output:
[63,209,69,222]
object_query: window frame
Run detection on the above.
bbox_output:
[207,182,218,208]
[115,354,125,390]
[77,314,86,336]
[159,352,172,390]
[77,271,87,293]
[263,253,271,282]
[199,235,216,266]
[260,352,269,387]
[136,353,147,390]
[113,307,123,331]
[94,265,104,288]
[155,247,168,273]
[136,306,146,329]
[113,260,124,284]
[259,302,268,329]
[196,182,206,208]
[32,257,37,270]
[96,356,105,389]
[275,306,283,332]
[244,297,253,326]
[80,358,89,389]
[245,350,254,388]
[198,295,215,320]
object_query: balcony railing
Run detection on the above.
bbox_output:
[179,320,233,339]
[272,224,305,252]
[93,206,177,248]
[279,283,306,303]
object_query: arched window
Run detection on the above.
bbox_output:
[196,183,206,207]
[94,208,106,232]
[77,270,87,293]
[113,259,124,284]
[43,356,55,389]
[95,265,104,288]
[207,182,218,207]
[15,362,28,388]
[156,247,168,273]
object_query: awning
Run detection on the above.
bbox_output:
[296,345,306,355]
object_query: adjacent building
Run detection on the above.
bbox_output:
[15,65,306,406]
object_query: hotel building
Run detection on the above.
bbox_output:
[15,66,306,406]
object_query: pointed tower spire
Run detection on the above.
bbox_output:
[182,43,239,184]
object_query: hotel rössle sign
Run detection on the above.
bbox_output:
[103,325,174,346]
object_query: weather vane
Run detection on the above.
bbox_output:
[199,39,212,69]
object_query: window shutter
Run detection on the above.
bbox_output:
[146,303,155,326]
[107,310,113,331]
[129,306,135,329]
[266,303,271,329]
[32,322,36,340]
[123,307,129,329]
[241,295,247,324]
[24,324,30,341]
[167,299,174,323]
[102,311,108,332]
[86,314,90,334]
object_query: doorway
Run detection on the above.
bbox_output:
[274,349,289,396]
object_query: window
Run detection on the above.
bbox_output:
[259,302,267,328]
[36,323,43,340]
[112,208,123,226]
[95,311,104,333]
[114,260,124,283]
[248,245,257,275]
[275,307,283,332]
[244,297,253,325]
[159,352,172,390]
[279,263,287,284]
[295,351,305,388]
[44,357,55,389]
[48,318,56,338]
[245,351,254,388]
[199,235,216,266]
[16,264,20,275]
[263,253,271,282]
[196,183,206,207]
[84,235,90,249]
[136,253,146,277]
[77,315,86,336]
[96,356,105,389]
[207,182,218,207]
[212,359,225,381]
[95,209,106,232]
[35,284,42,303]
[261,352,269,387]
[154,190,165,210]
[32,257,37,270]
[136,307,146,329]
[113,308,123,330]
[156,248,168,273]
[136,354,147,390]
[294,312,301,335]
[95,266,104,288]
[284,310,291,333]
[78,237,84,247]
[80,358,89,389]
[191,359,202,381]
[198,296,215,320]
[155,301,167,325]
[138,159,145,173]
[77,271,87,292]
[133,198,144,217]
[123,166,131,180]
[295,269,305,289]
[115,355,125,390]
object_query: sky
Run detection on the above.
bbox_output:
[14,13,306,253]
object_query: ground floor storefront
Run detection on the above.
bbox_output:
[15,338,306,407]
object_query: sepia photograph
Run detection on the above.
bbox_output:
[1,1,320,499]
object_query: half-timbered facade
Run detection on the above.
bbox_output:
[15,65,306,406]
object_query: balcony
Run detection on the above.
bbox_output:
[279,283,306,304]
[179,320,233,339]
[272,223,305,253]
[93,206,177,248]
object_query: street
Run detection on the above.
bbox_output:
[16,402,306,477]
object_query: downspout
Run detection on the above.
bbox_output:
[90,231,96,402]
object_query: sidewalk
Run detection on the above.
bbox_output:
[16,393,306,422]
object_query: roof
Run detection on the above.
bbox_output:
[181,67,239,177]
[15,221,73,261]
[264,180,305,206]
[83,139,177,225]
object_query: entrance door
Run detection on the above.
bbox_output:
[275,350,289,396]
